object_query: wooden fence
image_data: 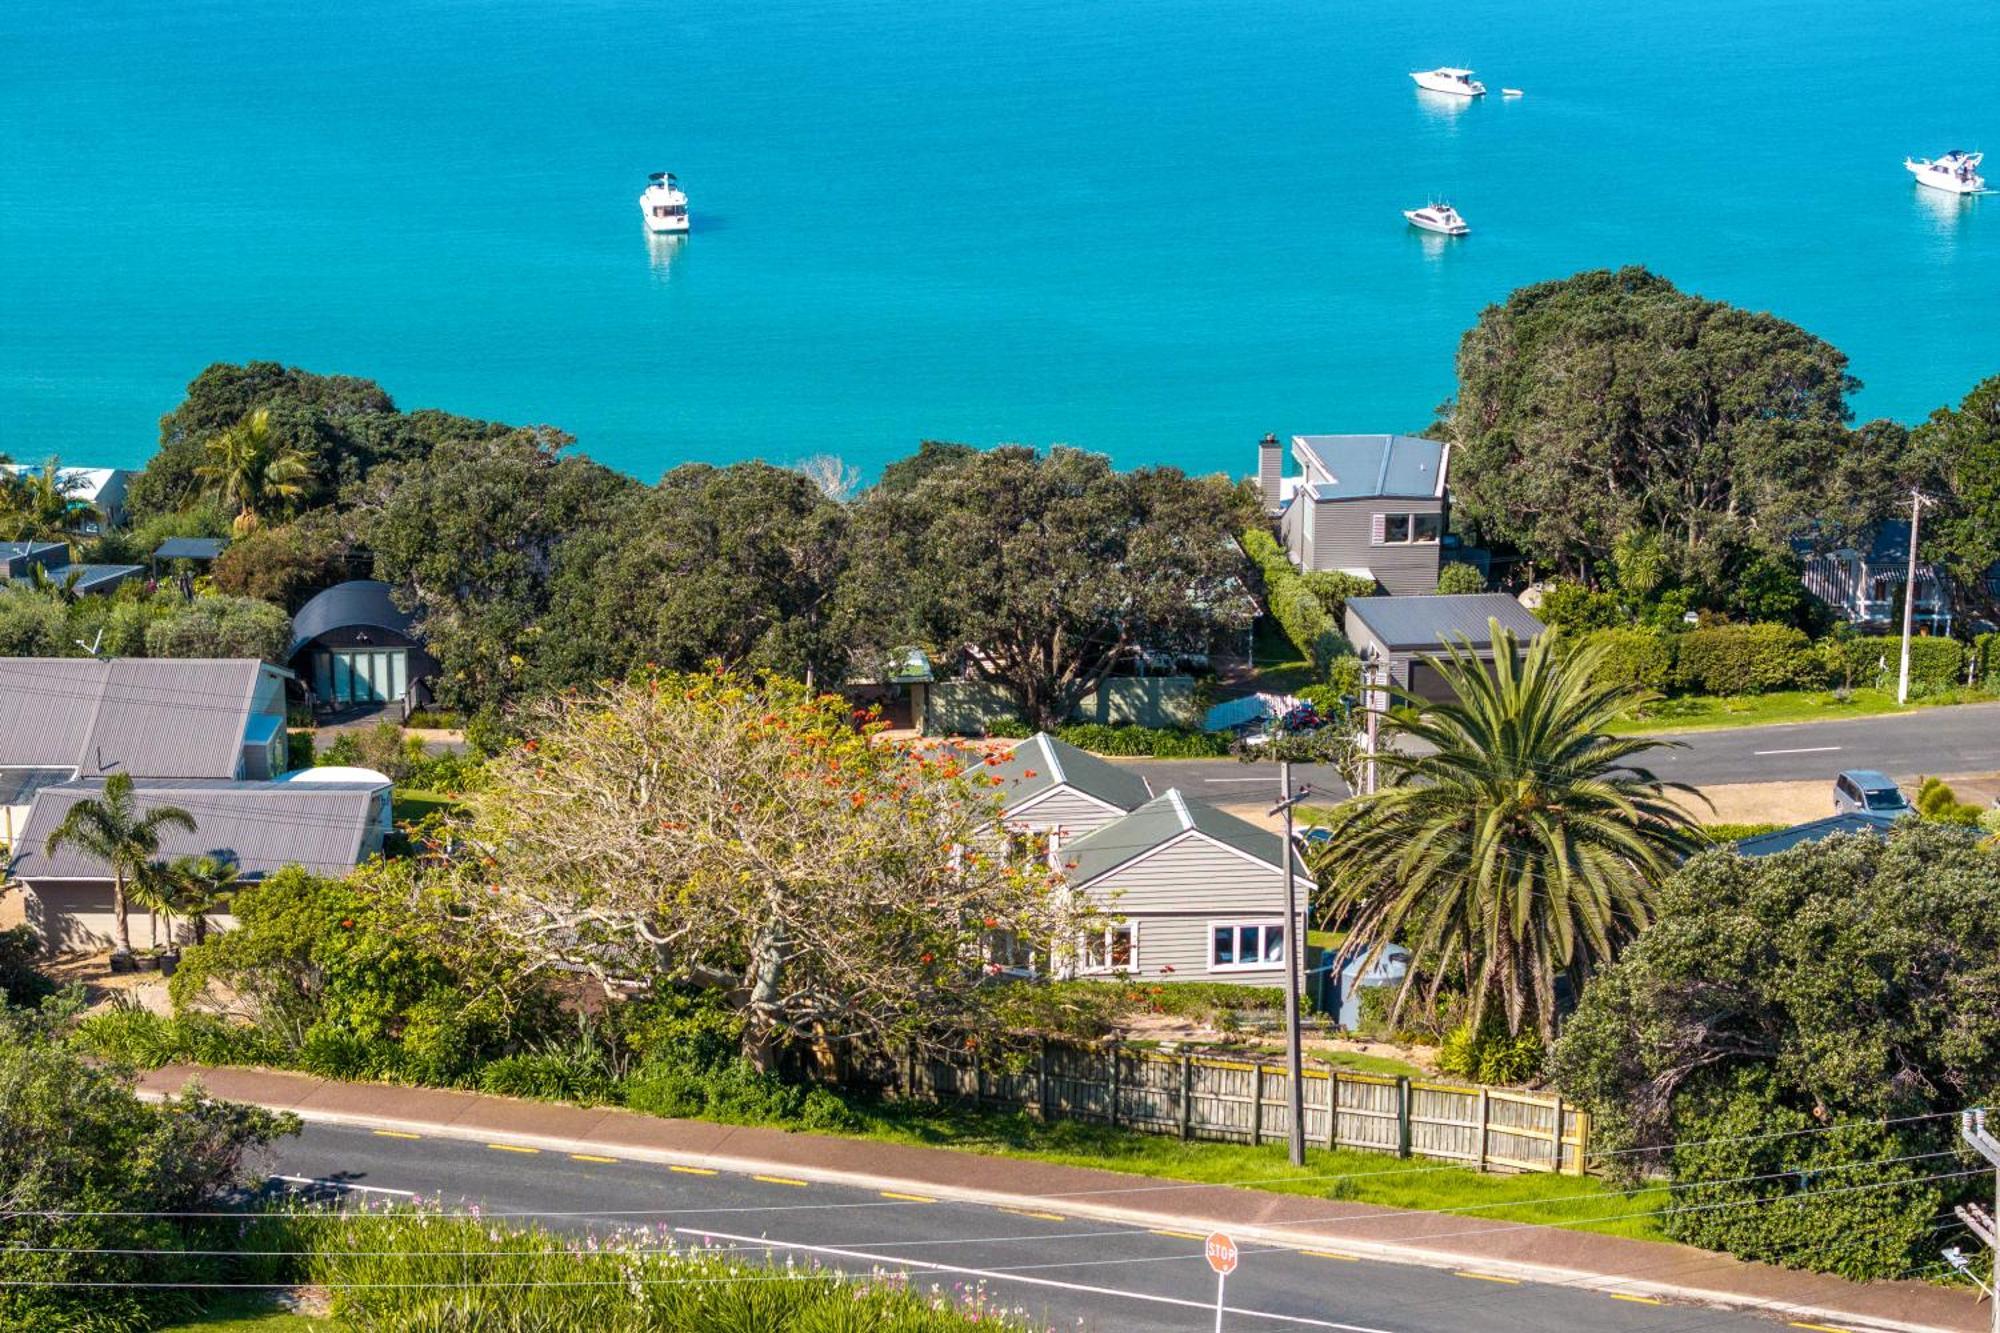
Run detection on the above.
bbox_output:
[859,1040,1589,1175]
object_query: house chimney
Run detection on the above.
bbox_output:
[1258,433,1283,513]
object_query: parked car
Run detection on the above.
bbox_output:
[1832,769,1914,817]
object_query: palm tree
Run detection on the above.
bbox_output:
[161,854,242,947]
[196,407,312,534]
[1315,624,1701,1039]
[1,460,96,552]
[42,773,197,957]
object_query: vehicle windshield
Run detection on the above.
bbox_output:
[1863,788,1908,811]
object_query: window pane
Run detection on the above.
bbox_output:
[1412,513,1443,542]
[1213,926,1234,966]
[1263,926,1286,963]
[1237,926,1258,962]
[1384,514,1410,543]
[1109,927,1132,968]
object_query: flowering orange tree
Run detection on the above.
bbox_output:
[456,669,1086,1066]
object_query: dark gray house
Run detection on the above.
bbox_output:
[287,580,440,711]
[1733,812,1899,858]
[1344,593,1547,703]
[8,777,388,952]
[1259,434,1450,595]
[0,541,144,595]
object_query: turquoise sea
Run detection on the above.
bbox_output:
[3,0,1996,480]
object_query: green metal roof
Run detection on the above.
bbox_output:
[990,732,1153,817]
[1062,788,1305,887]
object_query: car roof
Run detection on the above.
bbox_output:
[1838,769,1900,789]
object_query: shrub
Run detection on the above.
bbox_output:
[1670,623,1819,695]
[1052,722,1229,757]
[1577,627,1672,692]
[1242,527,1358,669]
[143,595,291,662]
[1904,635,1966,697]
[1535,580,1622,632]
[0,591,68,657]
[403,748,484,794]
[1435,561,1487,595]
[1915,777,1981,825]
[1699,822,1786,844]
[1976,632,2000,691]
[1298,568,1378,620]
[984,715,1032,739]
[478,1041,620,1104]
[0,927,53,1007]
[1296,683,1348,716]
[1434,1018,1545,1085]
[285,728,316,771]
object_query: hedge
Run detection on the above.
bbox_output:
[1052,722,1231,758]
[1578,627,1673,692]
[1824,634,1965,697]
[1978,633,2000,689]
[1242,528,1361,671]
[1671,623,1819,695]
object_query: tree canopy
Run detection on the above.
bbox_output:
[1911,372,2000,616]
[849,445,1252,728]
[1448,268,1906,605]
[1551,823,2000,1277]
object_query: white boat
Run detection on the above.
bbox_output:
[1410,67,1486,98]
[1905,150,1985,195]
[639,172,690,233]
[1404,202,1470,236]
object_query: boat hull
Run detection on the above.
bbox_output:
[1410,71,1485,97]
[1906,160,1984,194]
[643,215,691,234]
[1404,210,1469,236]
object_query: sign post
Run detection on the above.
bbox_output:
[1205,1231,1239,1332]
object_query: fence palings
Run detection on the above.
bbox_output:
[883,1039,1589,1175]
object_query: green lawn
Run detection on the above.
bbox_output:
[162,1296,327,1330]
[1609,685,1998,736]
[846,1103,1665,1239]
[391,789,458,824]
[1245,621,1322,695]
[1316,1047,1424,1077]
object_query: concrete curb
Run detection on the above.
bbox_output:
[146,1086,1972,1333]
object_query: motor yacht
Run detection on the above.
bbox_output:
[1404,202,1470,236]
[1905,151,1985,195]
[1410,67,1486,97]
[639,172,690,233]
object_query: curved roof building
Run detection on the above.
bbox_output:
[286,580,439,709]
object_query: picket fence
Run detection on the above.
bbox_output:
[854,1040,1589,1175]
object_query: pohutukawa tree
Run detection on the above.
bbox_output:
[454,670,1087,1067]
[1314,625,1701,1038]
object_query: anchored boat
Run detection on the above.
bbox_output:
[639,172,690,233]
[1404,202,1470,236]
[1410,67,1486,97]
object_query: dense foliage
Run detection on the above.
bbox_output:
[1912,373,2000,620]
[1551,823,2000,1278]
[1240,527,1364,672]
[1314,626,1700,1036]
[849,446,1251,727]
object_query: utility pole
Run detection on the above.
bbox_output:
[1362,649,1383,796]
[1898,489,1931,707]
[1269,761,1311,1168]
[1959,1110,2000,1331]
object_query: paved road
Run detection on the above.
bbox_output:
[267,1122,1791,1332]
[1116,702,2000,805]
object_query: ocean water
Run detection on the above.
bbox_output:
[3,0,1996,481]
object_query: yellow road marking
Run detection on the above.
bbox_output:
[372,1129,422,1140]
[1298,1249,1360,1262]
[1788,1325,1850,1332]
[486,1143,539,1155]
[998,1207,1066,1221]
[1453,1271,1520,1285]
[754,1174,809,1187]
[670,1165,719,1176]
[570,1153,619,1164]
[1150,1228,1205,1240]
[1610,1294,1662,1305]
[880,1191,936,1203]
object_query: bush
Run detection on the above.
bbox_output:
[285,729,315,771]
[1535,580,1622,632]
[316,720,425,781]
[1577,627,1672,692]
[0,592,68,656]
[1434,1018,1545,1085]
[1977,632,2000,691]
[0,927,53,1007]
[1435,561,1487,595]
[1670,623,1819,695]
[1052,722,1230,757]
[1699,822,1786,844]
[143,595,291,662]
[1818,633,1964,697]
[1242,527,1358,669]
[1904,636,1967,697]
[984,715,1032,739]
[478,1041,620,1104]
[1916,777,1981,825]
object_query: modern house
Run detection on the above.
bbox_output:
[8,777,389,952]
[1797,522,1961,633]
[1344,593,1547,704]
[1060,788,1309,987]
[1258,433,1450,594]
[988,732,1155,838]
[1,541,144,596]
[0,658,294,854]
[286,580,440,712]
[152,536,230,575]
[0,465,133,530]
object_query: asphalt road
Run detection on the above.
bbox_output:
[1116,702,2000,805]
[266,1122,1792,1332]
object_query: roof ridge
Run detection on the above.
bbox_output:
[1037,732,1067,786]
[1165,787,1192,831]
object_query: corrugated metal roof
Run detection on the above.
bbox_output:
[990,733,1154,818]
[8,779,377,881]
[1733,812,1899,858]
[1062,788,1303,887]
[153,537,229,561]
[1293,435,1447,500]
[0,658,269,777]
[1345,594,1546,653]
[287,580,418,660]
[9,563,146,594]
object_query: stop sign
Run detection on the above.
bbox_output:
[1205,1232,1239,1276]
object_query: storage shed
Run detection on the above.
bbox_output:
[1343,593,1546,704]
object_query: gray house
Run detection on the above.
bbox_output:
[1344,594,1547,703]
[1797,522,1958,633]
[8,778,388,952]
[1259,434,1450,594]
[989,732,1154,839]
[287,580,440,711]
[1061,788,1308,987]
[0,541,143,596]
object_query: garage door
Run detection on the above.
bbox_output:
[1404,660,1460,704]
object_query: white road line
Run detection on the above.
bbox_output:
[1204,777,1282,784]
[1751,745,1842,756]
[675,1226,1394,1331]
[272,1175,417,1197]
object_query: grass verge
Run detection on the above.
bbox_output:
[1609,685,1997,736]
[161,1295,325,1330]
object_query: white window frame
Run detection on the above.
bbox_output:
[1372,511,1442,547]
[1208,919,1288,973]
[1078,921,1139,975]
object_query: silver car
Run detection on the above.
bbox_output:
[1832,770,1913,817]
